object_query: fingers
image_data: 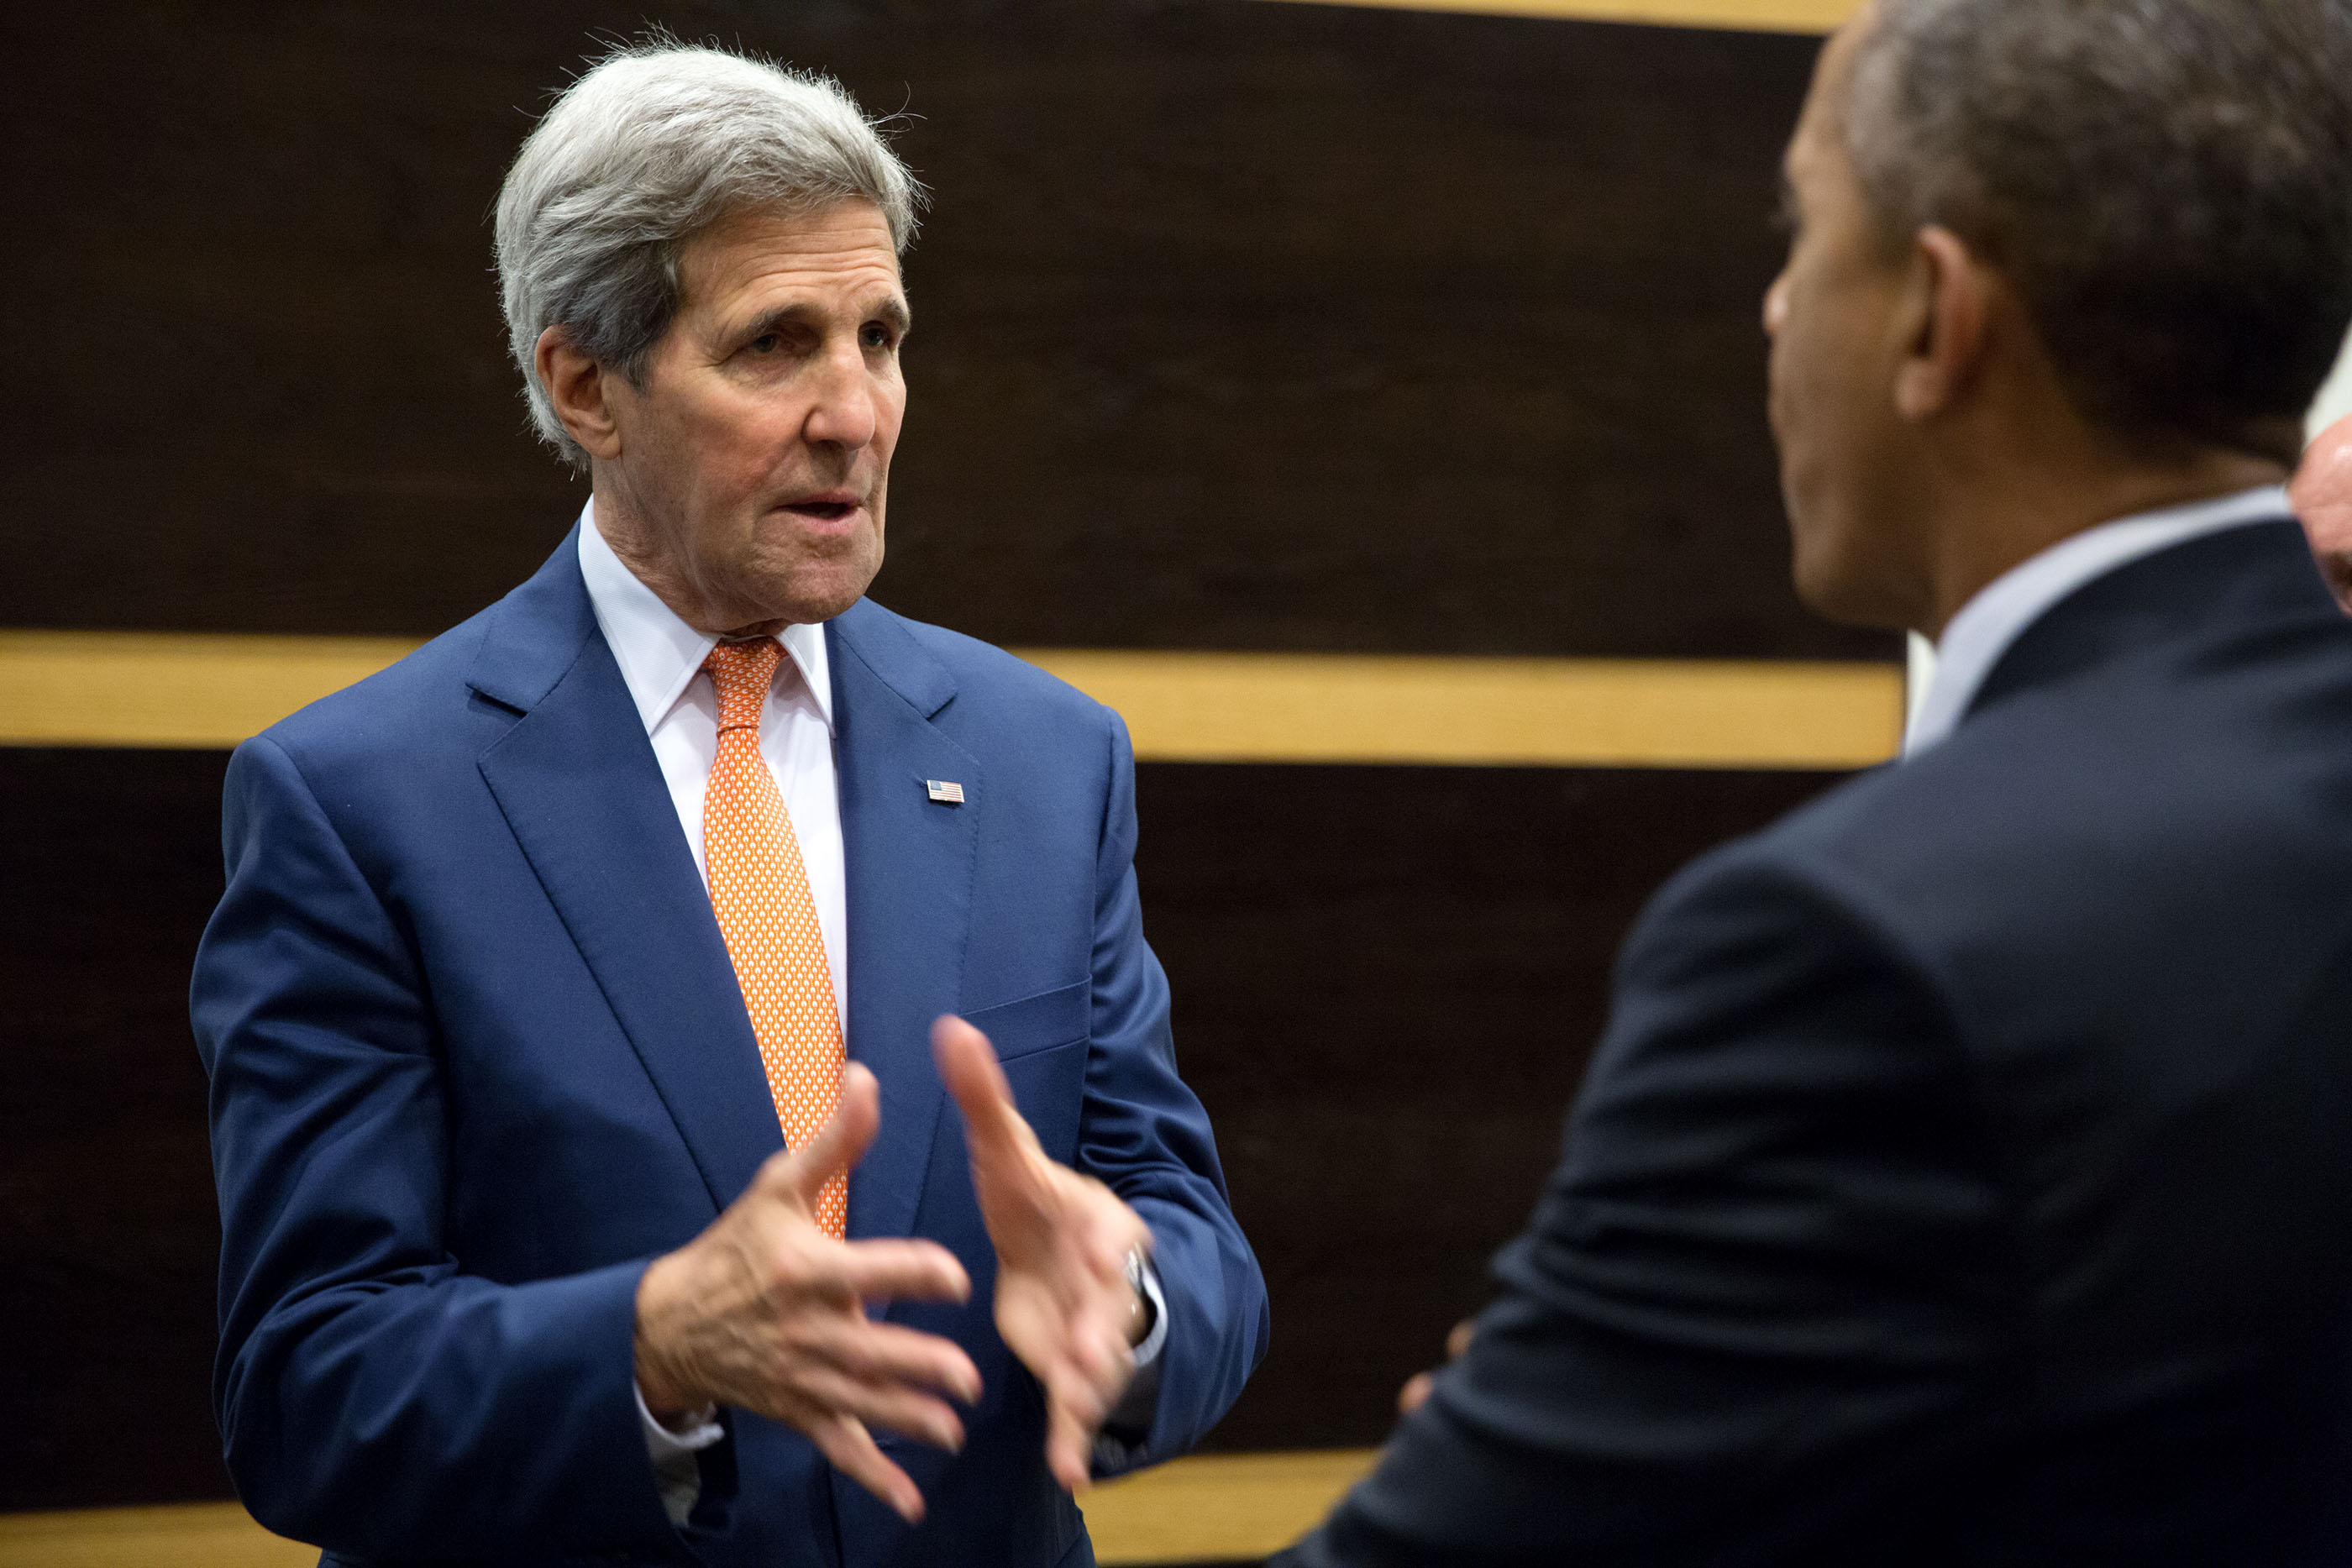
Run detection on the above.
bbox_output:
[1398,1319,1478,1417]
[753,1062,881,1212]
[833,1236,974,1310]
[1045,1382,1096,1492]
[932,1015,1041,1165]
[1030,1315,1134,1492]
[771,1062,883,1209]
[827,1318,984,1407]
[1033,1335,1121,1491]
[809,1413,927,1525]
[798,1365,969,1453]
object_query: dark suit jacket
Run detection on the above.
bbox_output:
[1281,519,2352,1566]
[190,529,1268,1568]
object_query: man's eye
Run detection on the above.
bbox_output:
[862,324,896,350]
[748,333,782,354]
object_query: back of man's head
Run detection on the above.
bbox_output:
[1843,0,2352,465]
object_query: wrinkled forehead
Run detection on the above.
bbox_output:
[676,197,906,314]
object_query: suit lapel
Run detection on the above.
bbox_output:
[470,530,782,1213]
[829,600,979,1244]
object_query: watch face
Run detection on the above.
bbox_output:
[1122,1248,1157,1340]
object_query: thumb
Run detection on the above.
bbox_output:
[766,1061,881,1210]
[932,1015,1040,1167]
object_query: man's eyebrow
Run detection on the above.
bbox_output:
[732,293,912,341]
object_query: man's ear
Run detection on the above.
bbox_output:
[535,327,625,461]
[1893,226,1988,423]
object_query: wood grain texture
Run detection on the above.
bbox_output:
[1024,649,1899,766]
[0,1505,312,1568]
[0,632,1903,767]
[0,751,234,1509]
[0,0,1882,663]
[1130,761,1845,1450]
[1259,0,1860,32]
[0,749,1840,1507]
[1088,1449,1379,1563]
[0,1449,1376,1567]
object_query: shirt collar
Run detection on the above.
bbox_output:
[1903,485,2289,758]
[575,501,834,736]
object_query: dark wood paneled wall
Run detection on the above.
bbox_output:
[5,0,1862,660]
[1137,763,1843,1451]
[0,0,1870,1515]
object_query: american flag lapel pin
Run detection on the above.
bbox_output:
[925,779,967,805]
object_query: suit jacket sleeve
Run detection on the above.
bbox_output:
[1077,712,1271,1476]
[1278,844,2010,1565]
[191,735,718,1562]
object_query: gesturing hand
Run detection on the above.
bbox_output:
[933,1015,1155,1492]
[633,1062,982,1524]
[1397,1319,1478,1417]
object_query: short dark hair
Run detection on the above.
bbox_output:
[1844,0,2352,462]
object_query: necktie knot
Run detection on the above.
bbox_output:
[704,638,784,732]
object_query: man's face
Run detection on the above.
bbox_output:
[2291,412,2352,612]
[1763,16,1929,629]
[603,197,907,632]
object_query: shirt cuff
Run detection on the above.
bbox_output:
[637,1381,724,1527]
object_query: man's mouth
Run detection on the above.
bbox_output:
[782,491,860,522]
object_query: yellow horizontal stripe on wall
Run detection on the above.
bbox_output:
[0,632,424,751]
[1084,1447,1382,1563]
[0,1449,1383,1567]
[0,631,1902,769]
[1255,0,1861,34]
[1023,648,1900,768]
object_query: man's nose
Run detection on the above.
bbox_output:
[802,336,880,450]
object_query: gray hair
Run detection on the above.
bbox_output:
[1842,0,2352,461]
[494,41,921,466]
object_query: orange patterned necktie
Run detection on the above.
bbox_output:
[701,638,847,1238]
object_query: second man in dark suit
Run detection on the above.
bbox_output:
[1284,0,2352,1561]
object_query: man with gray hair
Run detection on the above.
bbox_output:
[1282,0,2352,1562]
[192,43,1265,1566]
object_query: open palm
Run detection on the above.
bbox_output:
[933,1015,1153,1490]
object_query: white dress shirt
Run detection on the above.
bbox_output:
[579,507,847,1028]
[575,504,1164,1518]
[1903,485,2292,757]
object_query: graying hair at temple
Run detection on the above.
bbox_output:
[492,40,923,467]
[1841,0,2352,463]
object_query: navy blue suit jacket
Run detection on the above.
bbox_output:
[1282,520,2352,1565]
[191,529,1268,1567]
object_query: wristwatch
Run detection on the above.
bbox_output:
[1123,1246,1157,1345]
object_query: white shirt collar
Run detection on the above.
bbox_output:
[575,501,833,735]
[1903,484,2290,757]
